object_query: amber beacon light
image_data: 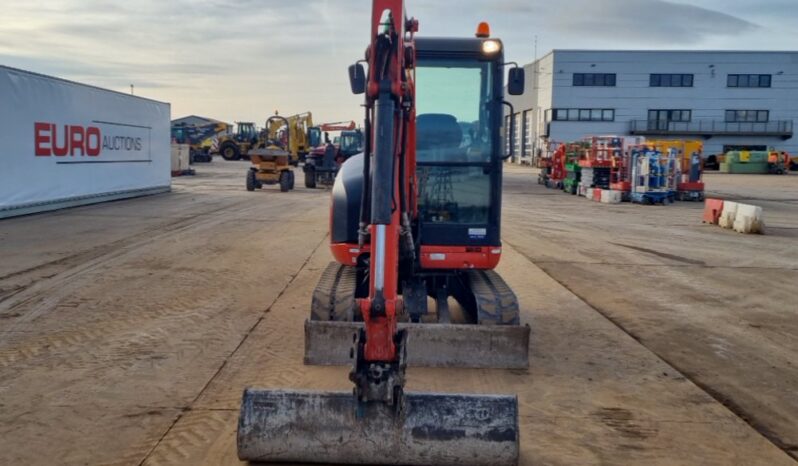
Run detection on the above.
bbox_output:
[476,21,490,38]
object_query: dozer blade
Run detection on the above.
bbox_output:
[305,320,531,368]
[237,389,519,465]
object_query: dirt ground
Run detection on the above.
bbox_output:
[0,160,796,465]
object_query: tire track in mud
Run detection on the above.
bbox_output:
[135,233,328,466]
[504,239,798,462]
[0,198,322,373]
[141,410,235,466]
[0,168,333,465]
[0,192,308,315]
[0,194,303,329]
[0,195,319,389]
[0,200,235,283]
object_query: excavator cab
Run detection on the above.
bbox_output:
[308,126,322,149]
[415,38,506,251]
[339,129,363,157]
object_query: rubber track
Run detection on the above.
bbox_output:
[310,262,356,321]
[467,270,520,325]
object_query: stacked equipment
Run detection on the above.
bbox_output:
[563,160,581,195]
[629,147,677,204]
[578,137,620,195]
[647,140,704,201]
[579,136,623,195]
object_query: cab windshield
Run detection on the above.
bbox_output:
[308,127,322,148]
[340,132,361,153]
[415,58,494,163]
[415,58,495,225]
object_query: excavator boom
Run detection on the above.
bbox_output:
[319,120,357,132]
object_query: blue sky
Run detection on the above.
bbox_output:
[1,0,795,125]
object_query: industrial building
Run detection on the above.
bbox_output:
[171,115,230,128]
[504,50,798,164]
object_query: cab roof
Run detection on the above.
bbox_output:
[415,37,503,59]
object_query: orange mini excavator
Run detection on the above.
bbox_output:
[237,2,529,464]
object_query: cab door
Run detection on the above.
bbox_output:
[414,57,501,247]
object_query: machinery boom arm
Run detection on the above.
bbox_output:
[351,0,418,404]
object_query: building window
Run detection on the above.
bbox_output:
[648,109,692,123]
[727,74,771,88]
[725,110,769,123]
[650,74,693,87]
[551,108,615,122]
[573,73,616,87]
[647,109,691,130]
[522,110,533,157]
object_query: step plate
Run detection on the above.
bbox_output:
[305,320,530,369]
[238,389,519,466]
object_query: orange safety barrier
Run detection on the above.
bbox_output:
[702,198,724,224]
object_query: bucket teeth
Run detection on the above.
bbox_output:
[237,389,519,466]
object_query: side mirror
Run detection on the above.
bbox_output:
[508,67,525,95]
[349,63,366,95]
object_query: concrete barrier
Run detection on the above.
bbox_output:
[601,190,622,204]
[718,201,739,229]
[733,204,764,234]
[702,199,724,225]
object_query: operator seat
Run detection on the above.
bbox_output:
[416,114,464,162]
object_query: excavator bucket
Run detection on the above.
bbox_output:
[307,262,530,369]
[237,389,519,465]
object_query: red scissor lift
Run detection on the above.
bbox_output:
[548,143,567,188]
[544,142,585,189]
[578,136,622,168]
[611,145,633,201]
[577,137,622,197]
[537,141,560,187]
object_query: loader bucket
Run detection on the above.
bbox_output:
[305,320,531,369]
[237,389,519,465]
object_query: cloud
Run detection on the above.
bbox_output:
[0,0,784,124]
[550,0,759,44]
